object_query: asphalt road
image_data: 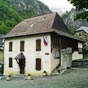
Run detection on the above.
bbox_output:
[0,68,88,88]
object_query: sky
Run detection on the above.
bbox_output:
[39,0,74,12]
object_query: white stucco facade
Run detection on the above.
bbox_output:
[4,34,59,76]
[4,34,83,76]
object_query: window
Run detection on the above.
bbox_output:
[36,59,41,70]
[9,57,13,68]
[36,39,41,51]
[55,51,60,58]
[9,42,13,51]
[20,41,24,51]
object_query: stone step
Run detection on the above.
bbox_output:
[12,75,25,80]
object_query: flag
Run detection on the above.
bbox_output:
[43,36,48,46]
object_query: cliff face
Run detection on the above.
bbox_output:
[62,9,88,34]
[5,0,51,15]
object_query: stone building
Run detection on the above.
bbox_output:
[75,26,88,50]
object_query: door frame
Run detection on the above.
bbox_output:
[36,58,41,71]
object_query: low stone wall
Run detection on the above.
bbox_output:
[72,59,88,67]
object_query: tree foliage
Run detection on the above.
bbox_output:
[68,0,88,21]
[68,0,88,10]
[0,0,23,34]
[0,0,44,34]
[0,0,50,34]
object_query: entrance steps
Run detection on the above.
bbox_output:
[51,66,67,75]
[51,69,60,76]
[12,75,26,80]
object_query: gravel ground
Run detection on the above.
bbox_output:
[0,68,88,88]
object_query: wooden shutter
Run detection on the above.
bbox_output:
[9,42,13,51]
[36,59,41,70]
[36,39,41,51]
[20,41,24,51]
[9,57,13,68]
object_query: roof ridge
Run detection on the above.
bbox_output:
[24,12,56,20]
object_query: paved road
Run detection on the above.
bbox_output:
[0,68,88,88]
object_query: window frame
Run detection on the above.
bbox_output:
[36,58,41,71]
[9,57,13,68]
[36,39,41,51]
[20,41,25,51]
[9,42,13,52]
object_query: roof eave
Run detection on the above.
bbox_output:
[5,30,54,39]
[54,30,83,42]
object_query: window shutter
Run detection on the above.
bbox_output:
[20,41,24,51]
[9,42,13,51]
[36,39,41,51]
[9,57,13,68]
[36,59,41,70]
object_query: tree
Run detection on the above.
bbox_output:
[68,0,88,21]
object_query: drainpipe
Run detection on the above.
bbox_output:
[59,35,62,66]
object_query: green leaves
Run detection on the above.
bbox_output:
[0,0,50,34]
[0,1,23,34]
[74,11,88,21]
[68,0,88,10]
[68,0,88,21]
[0,7,35,34]
[0,0,37,34]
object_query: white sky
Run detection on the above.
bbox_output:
[39,0,74,12]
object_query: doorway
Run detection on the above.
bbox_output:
[15,52,26,74]
[36,58,41,71]
[19,59,25,74]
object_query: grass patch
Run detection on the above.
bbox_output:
[84,53,88,59]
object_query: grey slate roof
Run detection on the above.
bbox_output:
[6,13,80,41]
[6,13,55,37]
[77,26,88,33]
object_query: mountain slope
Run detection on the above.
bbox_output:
[62,9,88,34]
[5,0,51,15]
[0,0,51,34]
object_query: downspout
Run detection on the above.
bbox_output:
[59,35,62,66]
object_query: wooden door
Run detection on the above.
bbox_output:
[19,59,25,74]
[36,59,41,71]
